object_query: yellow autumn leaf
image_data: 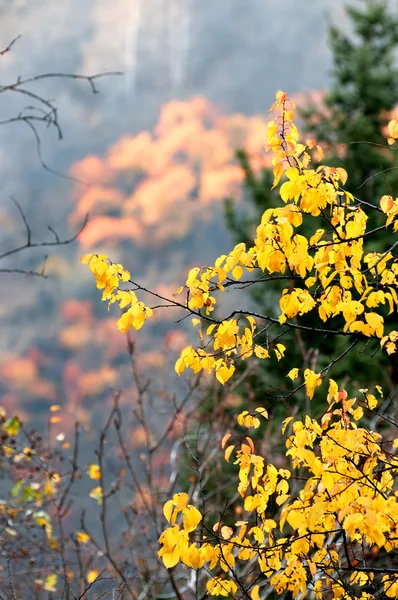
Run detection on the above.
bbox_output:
[365,393,378,411]
[87,464,101,480]
[76,531,90,543]
[304,369,322,399]
[281,416,294,434]
[388,118,398,140]
[220,526,233,540]
[250,585,260,600]
[224,444,235,462]
[87,569,100,584]
[43,574,57,592]
[89,486,103,505]
[221,433,232,449]
[287,368,299,381]
[274,343,286,361]
[183,505,202,532]
[336,167,348,185]
[254,345,270,359]
[232,265,243,280]
[255,406,268,419]
[163,500,175,524]
[351,406,363,421]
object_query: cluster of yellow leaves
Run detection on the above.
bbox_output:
[175,315,285,384]
[159,381,398,599]
[158,492,206,569]
[82,90,398,387]
[80,254,153,332]
[0,406,64,550]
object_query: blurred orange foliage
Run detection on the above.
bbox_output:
[69,96,274,249]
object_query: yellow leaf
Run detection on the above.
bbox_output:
[254,345,269,359]
[388,118,398,139]
[43,574,57,592]
[380,195,394,213]
[87,569,100,584]
[215,363,235,385]
[308,560,317,578]
[224,444,235,462]
[183,505,202,532]
[221,433,232,449]
[255,407,268,419]
[365,312,384,329]
[336,167,348,185]
[232,265,243,280]
[304,369,322,399]
[305,276,317,288]
[245,437,255,452]
[76,531,90,543]
[287,368,299,381]
[351,406,363,421]
[87,464,101,480]
[220,526,233,540]
[80,253,96,264]
[274,343,286,361]
[161,547,180,569]
[50,405,61,412]
[365,393,378,411]
[246,316,256,332]
[327,379,339,403]
[89,486,103,505]
[251,585,260,600]
[275,493,289,506]
[281,417,293,434]
[163,500,174,524]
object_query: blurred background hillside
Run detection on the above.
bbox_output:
[0,0,384,430]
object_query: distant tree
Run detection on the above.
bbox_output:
[0,35,120,278]
[223,0,398,411]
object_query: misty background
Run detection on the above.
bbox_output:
[0,0,363,425]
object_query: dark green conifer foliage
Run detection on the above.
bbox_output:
[223,0,398,414]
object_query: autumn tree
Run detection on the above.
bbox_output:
[223,0,398,410]
[0,35,120,279]
[83,89,398,599]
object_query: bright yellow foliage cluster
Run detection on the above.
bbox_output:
[82,91,398,383]
[82,91,398,598]
[80,253,153,332]
[158,382,398,599]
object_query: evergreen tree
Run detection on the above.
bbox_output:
[307,0,398,203]
[223,0,398,415]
